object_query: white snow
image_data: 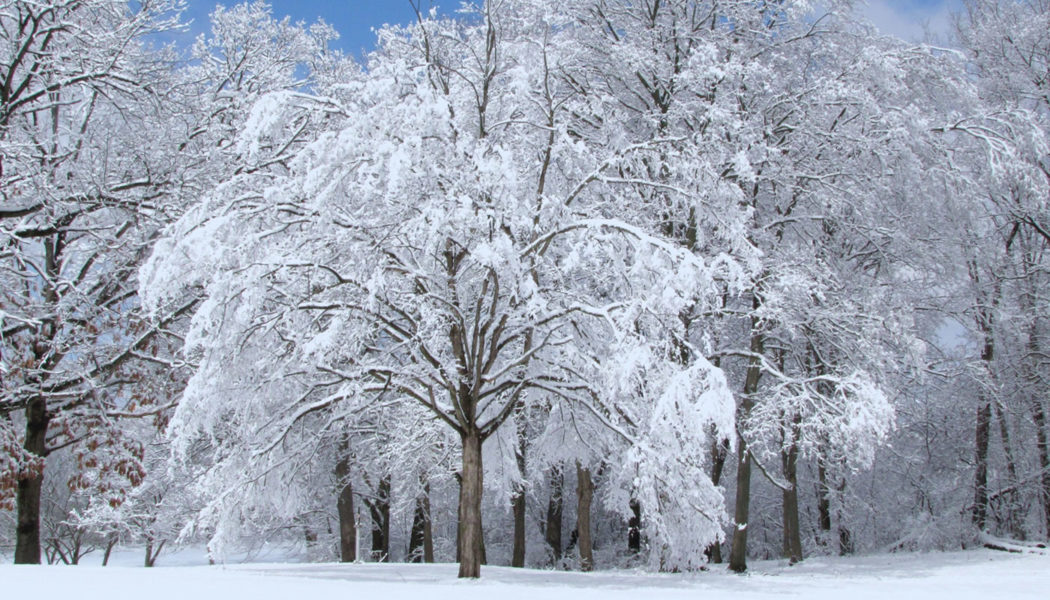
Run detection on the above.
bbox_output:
[3,549,1047,600]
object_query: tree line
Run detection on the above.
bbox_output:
[1,0,1048,577]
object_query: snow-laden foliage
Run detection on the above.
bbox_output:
[0,0,339,564]
[0,0,188,558]
[142,0,753,571]
[5,0,1050,574]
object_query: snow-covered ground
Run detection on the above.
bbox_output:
[3,549,1047,600]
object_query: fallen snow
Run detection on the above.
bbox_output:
[3,549,1047,600]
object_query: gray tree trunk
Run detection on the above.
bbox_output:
[367,475,391,562]
[973,393,993,530]
[729,320,763,573]
[817,456,832,543]
[728,431,753,573]
[102,535,117,566]
[706,437,730,563]
[409,482,434,563]
[628,498,641,554]
[1028,392,1050,537]
[837,474,853,555]
[970,262,997,532]
[545,464,563,562]
[144,536,165,567]
[780,415,803,564]
[576,462,594,571]
[335,454,356,562]
[1020,270,1050,538]
[993,400,1025,538]
[458,430,484,578]
[511,487,526,567]
[511,408,528,567]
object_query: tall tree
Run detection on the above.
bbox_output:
[143,0,744,577]
[0,0,187,564]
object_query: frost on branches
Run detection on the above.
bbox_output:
[143,0,751,576]
[0,0,340,564]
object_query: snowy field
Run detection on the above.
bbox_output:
[3,549,1048,600]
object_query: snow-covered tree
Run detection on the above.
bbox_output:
[0,0,190,564]
[143,0,748,577]
[0,0,338,564]
[952,0,1050,541]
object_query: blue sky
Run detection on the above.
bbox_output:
[179,1,467,56]
[178,1,963,55]
[862,0,963,42]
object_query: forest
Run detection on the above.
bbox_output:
[1,0,1049,580]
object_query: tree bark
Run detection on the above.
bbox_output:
[728,430,752,573]
[729,322,763,573]
[409,482,434,563]
[335,454,357,562]
[102,535,117,566]
[576,462,594,571]
[837,473,853,556]
[368,475,391,562]
[706,437,729,563]
[511,409,528,567]
[780,416,803,564]
[511,486,527,567]
[1020,252,1050,539]
[973,400,992,531]
[817,456,832,544]
[545,463,564,562]
[458,430,484,578]
[970,264,997,532]
[15,395,49,564]
[144,536,165,567]
[1019,275,1050,539]
[993,400,1025,538]
[628,498,641,554]
[1030,398,1050,538]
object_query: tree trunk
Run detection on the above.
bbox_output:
[576,462,594,571]
[511,486,526,567]
[993,400,1024,538]
[1021,288,1050,539]
[458,430,484,578]
[1018,237,1050,540]
[780,417,803,564]
[839,529,854,555]
[1030,398,1050,538]
[729,323,763,573]
[15,395,49,564]
[144,537,165,567]
[837,477,853,557]
[728,432,752,573]
[409,483,434,563]
[628,498,641,554]
[70,530,83,565]
[545,463,563,563]
[102,535,117,566]
[706,437,729,563]
[335,454,357,562]
[303,524,318,546]
[971,267,997,533]
[817,456,832,544]
[511,410,528,567]
[368,475,391,562]
[973,400,992,531]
